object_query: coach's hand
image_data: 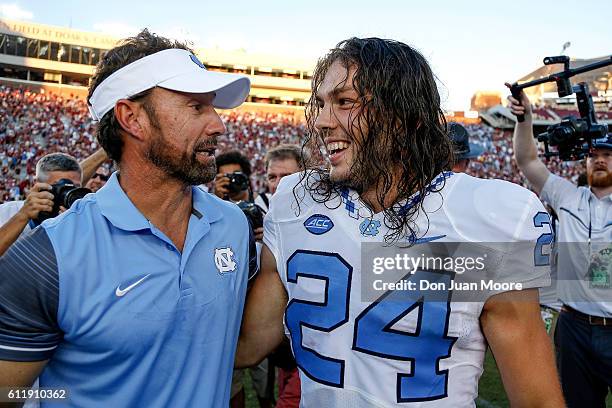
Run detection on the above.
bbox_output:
[17,183,54,221]
[505,83,533,121]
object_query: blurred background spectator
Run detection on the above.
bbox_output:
[85,165,112,193]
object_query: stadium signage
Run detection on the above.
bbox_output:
[0,18,117,49]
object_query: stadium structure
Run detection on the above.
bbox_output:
[0,18,491,123]
[1,18,609,127]
[0,18,312,114]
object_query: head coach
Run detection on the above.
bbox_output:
[0,29,256,407]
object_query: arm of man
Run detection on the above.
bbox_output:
[0,228,62,400]
[0,184,53,257]
[0,360,47,408]
[506,85,551,194]
[235,244,287,368]
[481,289,565,408]
[79,148,107,186]
[0,212,29,258]
[0,359,47,388]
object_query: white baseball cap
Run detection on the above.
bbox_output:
[88,48,251,121]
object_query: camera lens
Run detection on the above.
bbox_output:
[237,201,264,230]
[227,172,249,194]
[549,126,573,145]
[62,187,92,209]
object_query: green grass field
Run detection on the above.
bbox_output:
[475,350,510,407]
[242,372,262,408]
[242,352,612,408]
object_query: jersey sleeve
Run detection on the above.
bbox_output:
[492,187,553,293]
[263,172,320,279]
[540,173,577,212]
[262,186,284,265]
[0,227,62,361]
[451,178,553,296]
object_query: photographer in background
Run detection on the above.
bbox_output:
[509,89,612,408]
[215,150,253,203]
[0,147,108,257]
[214,149,271,408]
[255,144,305,213]
[0,153,83,256]
[214,150,264,242]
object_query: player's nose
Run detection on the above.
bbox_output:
[314,104,335,131]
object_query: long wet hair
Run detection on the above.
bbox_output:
[300,37,454,244]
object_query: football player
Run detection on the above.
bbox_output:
[236,37,564,407]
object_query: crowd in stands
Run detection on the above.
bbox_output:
[531,108,557,121]
[0,85,98,202]
[531,104,611,122]
[0,85,590,203]
[464,124,585,188]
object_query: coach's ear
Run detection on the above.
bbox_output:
[114,99,146,142]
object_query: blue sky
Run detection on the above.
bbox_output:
[1,0,610,111]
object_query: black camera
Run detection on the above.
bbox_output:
[538,116,608,161]
[537,83,609,161]
[225,171,250,195]
[236,200,264,230]
[34,179,91,225]
[509,55,612,161]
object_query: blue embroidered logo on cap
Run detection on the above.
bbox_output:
[190,54,205,69]
[304,214,334,235]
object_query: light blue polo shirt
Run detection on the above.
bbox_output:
[0,172,255,407]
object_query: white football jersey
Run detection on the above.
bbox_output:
[263,171,551,407]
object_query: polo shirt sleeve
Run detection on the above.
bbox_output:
[540,173,577,212]
[0,227,62,361]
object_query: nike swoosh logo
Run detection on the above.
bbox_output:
[413,234,447,244]
[115,274,151,297]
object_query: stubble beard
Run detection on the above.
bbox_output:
[146,130,217,186]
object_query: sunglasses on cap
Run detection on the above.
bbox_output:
[92,173,110,181]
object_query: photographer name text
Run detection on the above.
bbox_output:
[373,279,523,292]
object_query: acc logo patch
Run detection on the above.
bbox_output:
[190,54,205,69]
[304,214,334,235]
[215,247,237,274]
